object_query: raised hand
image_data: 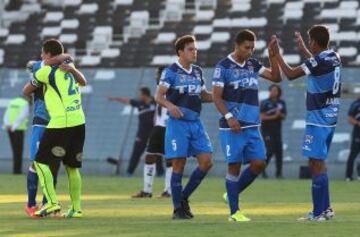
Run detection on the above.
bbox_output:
[295,32,306,50]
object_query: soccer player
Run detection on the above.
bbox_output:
[23,60,59,217]
[260,84,286,179]
[155,35,213,219]
[272,25,340,221]
[212,30,281,222]
[345,97,360,181]
[29,39,87,218]
[108,87,156,176]
[132,66,173,198]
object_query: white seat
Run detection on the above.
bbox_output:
[231,0,251,12]
[213,18,232,27]
[232,17,267,27]
[338,47,357,57]
[0,48,4,57]
[151,55,178,65]
[197,40,211,50]
[5,34,26,44]
[196,10,214,21]
[0,48,4,65]
[94,26,113,36]
[114,0,134,6]
[20,3,41,13]
[339,1,359,9]
[283,54,301,64]
[320,9,357,19]
[161,0,185,22]
[101,48,121,58]
[59,34,78,44]
[61,19,80,29]
[283,9,303,22]
[0,28,9,38]
[195,0,217,9]
[255,40,266,50]
[44,12,64,22]
[193,25,213,35]
[41,27,62,38]
[266,0,285,5]
[154,33,176,44]
[64,0,82,7]
[291,119,305,129]
[78,3,98,14]
[80,55,101,66]
[332,31,358,42]
[210,32,230,43]
[285,1,304,9]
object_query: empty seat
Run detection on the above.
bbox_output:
[64,0,82,7]
[193,25,213,35]
[59,34,78,44]
[101,48,121,58]
[196,10,214,21]
[151,55,178,65]
[197,40,211,50]
[154,33,176,44]
[41,27,62,38]
[80,55,101,66]
[44,12,64,23]
[61,19,80,29]
[114,0,134,6]
[78,3,98,14]
[338,47,357,57]
[210,32,230,43]
[5,34,26,44]
[0,28,9,38]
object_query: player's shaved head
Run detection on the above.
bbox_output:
[174,35,196,56]
[42,39,64,56]
[235,30,256,45]
[308,25,330,49]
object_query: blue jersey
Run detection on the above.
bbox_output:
[212,54,265,129]
[31,60,50,125]
[159,61,206,121]
[301,49,341,127]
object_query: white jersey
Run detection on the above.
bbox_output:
[154,105,168,127]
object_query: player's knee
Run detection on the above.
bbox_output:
[200,160,213,172]
[250,160,266,174]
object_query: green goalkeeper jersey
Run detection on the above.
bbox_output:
[34,64,85,128]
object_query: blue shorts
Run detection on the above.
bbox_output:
[219,127,266,164]
[30,125,46,161]
[165,118,213,159]
[302,125,335,160]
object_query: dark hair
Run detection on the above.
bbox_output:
[140,87,151,97]
[42,39,64,56]
[308,25,330,48]
[269,84,282,98]
[235,30,256,45]
[174,35,196,56]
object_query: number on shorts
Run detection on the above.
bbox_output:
[171,139,177,151]
[226,145,231,157]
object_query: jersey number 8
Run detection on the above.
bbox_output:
[332,67,340,95]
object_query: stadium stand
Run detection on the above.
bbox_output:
[0,0,359,67]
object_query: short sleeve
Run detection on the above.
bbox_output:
[301,57,320,75]
[348,102,359,117]
[159,68,174,88]
[34,66,51,84]
[251,59,265,75]
[130,99,141,108]
[212,64,226,87]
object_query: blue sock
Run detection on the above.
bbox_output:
[171,172,183,209]
[312,173,326,217]
[226,174,240,215]
[27,168,38,207]
[182,167,207,200]
[238,167,259,194]
[323,173,330,211]
[42,175,58,205]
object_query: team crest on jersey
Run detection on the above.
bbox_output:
[179,74,186,81]
[304,135,314,144]
[233,69,240,78]
[248,66,254,73]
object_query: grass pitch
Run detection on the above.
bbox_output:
[0,174,359,237]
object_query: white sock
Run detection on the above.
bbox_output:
[164,167,173,194]
[143,164,156,194]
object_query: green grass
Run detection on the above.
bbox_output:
[0,174,359,237]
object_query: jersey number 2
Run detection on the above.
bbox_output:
[65,73,78,96]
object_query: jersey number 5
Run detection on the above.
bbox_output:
[65,73,79,96]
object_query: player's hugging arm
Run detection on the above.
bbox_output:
[59,63,87,86]
[23,82,37,97]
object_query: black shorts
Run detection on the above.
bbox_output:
[35,124,85,168]
[146,126,165,156]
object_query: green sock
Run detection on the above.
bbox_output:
[65,166,82,212]
[34,161,58,205]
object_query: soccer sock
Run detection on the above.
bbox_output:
[171,172,183,209]
[182,167,207,200]
[34,161,58,205]
[323,173,330,211]
[42,175,58,205]
[164,167,173,194]
[238,167,259,194]
[226,174,240,215]
[312,173,326,217]
[65,166,82,212]
[27,166,38,207]
[143,163,156,194]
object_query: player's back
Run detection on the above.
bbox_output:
[303,49,341,126]
[35,64,85,128]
